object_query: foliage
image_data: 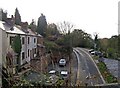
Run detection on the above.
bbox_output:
[12,79,34,87]
[0,9,7,21]
[47,23,59,36]
[99,35,119,59]
[2,66,10,88]
[99,38,109,53]
[11,35,22,56]
[14,8,21,25]
[36,13,47,37]
[55,79,65,86]
[97,62,117,83]
[57,21,74,35]
[70,29,94,48]
[44,40,58,51]
[28,19,37,32]
[94,33,100,50]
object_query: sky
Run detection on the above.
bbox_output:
[0,0,119,38]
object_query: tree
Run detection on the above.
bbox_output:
[14,8,21,25]
[57,21,74,35]
[70,29,93,48]
[94,33,99,50]
[12,35,21,55]
[29,19,37,32]
[0,9,7,21]
[107,35,118,59]
[47,23,59,36]
[11,35,22,71]
[36,13,47,37]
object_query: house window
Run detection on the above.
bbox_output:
[22,37,25,44]
[34,38,36,43]
[10,36,14,45]
[28,49,29,57]
[35,48,36,54]
[22,52,25,60]
[28,37,30,44]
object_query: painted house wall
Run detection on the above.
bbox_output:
[27,36,37,60]
[1,29,7,68]
[20,35,27,65]
[0,28,3,66]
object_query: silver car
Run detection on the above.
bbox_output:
[59,59,66,66]
[60,70,68,79]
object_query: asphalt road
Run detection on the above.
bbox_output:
[73,47,105,86]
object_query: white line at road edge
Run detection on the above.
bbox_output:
[78,48,106,84]
[73,50,80,83]
[74,49,93,86]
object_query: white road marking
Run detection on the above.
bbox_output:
[73,50,80,82]
[74,49,93,86]
[78,48,106,84]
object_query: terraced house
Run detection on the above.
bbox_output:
[0,16,42,75]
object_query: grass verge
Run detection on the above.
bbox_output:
[92,56,118,83]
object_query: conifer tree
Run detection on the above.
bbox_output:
[36,13,47,36]
[14,8,21,25]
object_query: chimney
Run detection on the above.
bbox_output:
[6,15,15,26]
[21,22,28,32]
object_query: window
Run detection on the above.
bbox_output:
[22,37,25,44]
[22,52,25,60]
[10,36,14,45]
[28,37,30,44]
[34,48,36,54]
[34,38,36,43]
[28,49,29,57]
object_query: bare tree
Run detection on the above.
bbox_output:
[57,21,74,35]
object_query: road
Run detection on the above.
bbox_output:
[47,47,105,86]
[73,47,105,86]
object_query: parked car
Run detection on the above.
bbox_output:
[59,59,66,66]
[49,70,56,75]
[90,51,96,55]
[88,49,94,53]
[60,70,68,79]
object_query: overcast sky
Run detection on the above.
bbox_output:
[0,0,119,38]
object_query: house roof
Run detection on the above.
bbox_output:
[16,25,39,36]
[27,28,36,36]
[37,34,43,37]
[0,21,43,37]
[0,21,5,30]
[0,21,25,35]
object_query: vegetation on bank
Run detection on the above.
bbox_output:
[97,62,117,83]
[98,35,120,60]
[92,56,118,83]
